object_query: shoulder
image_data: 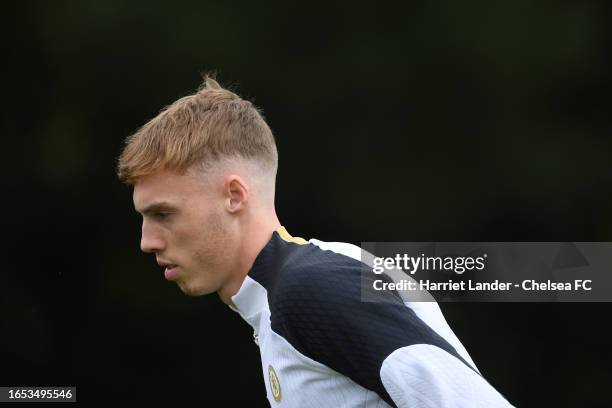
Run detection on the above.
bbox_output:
[270,239,403,312]
[268,239,410,355]
[267,239,467,406]
[267,240,470,369]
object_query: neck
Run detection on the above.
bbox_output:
[218,211,281,305]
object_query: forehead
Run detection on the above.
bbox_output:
[132,168,207,210]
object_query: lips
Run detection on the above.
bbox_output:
[157,260,179,280]
[164,265,179,280]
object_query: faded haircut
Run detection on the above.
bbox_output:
[117,76,278,184]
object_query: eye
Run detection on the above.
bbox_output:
[153,212,171,221]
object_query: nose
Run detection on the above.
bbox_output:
[140,219,165,253]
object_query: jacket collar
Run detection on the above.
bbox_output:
[229,226,307,327]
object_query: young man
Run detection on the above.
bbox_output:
[117,77,514,407]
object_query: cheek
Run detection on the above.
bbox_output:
[191,212,235,266]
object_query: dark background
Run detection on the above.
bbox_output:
[3,0,612,406]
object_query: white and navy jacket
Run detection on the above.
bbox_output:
[229,227,514,407]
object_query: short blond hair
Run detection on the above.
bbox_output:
[117,76,278,184]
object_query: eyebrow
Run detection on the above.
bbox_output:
[136,201,176,215]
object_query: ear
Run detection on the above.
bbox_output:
[224,175,249,213]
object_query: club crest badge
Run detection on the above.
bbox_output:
[268,364,282,402]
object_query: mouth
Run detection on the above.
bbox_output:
[157,260,180,280]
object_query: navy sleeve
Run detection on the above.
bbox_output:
[267,246,473,407]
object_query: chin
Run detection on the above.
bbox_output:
[177,281,214,297]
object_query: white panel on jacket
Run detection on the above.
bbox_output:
[380,344,514,408]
